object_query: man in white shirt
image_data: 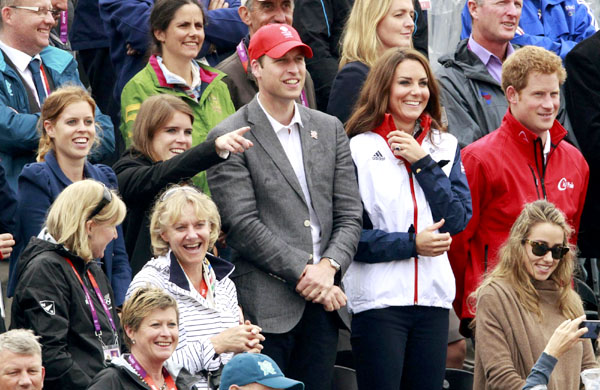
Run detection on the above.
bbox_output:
[207,24,362,390]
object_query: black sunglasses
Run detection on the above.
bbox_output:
[88,184,112,221]
[522,239,569,260]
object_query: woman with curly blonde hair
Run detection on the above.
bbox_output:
[473,200,598,390]
[126,185,264,389]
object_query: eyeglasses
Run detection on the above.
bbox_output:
[88,184,113,221]
[9,5,61,18]
[159,185,200,202]
[522,239,569,260]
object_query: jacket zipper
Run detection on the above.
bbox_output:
[407,170,419,305]
[532,138,548,200]
[528,166,541,199]
[484,245,488,273]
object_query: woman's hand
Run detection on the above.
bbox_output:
[543,315,587,359]
[415,219,452,257]
[208,0,229,10]
[0,233,15,260]
[387,130,427,164]
[215,127,254,155]
[210,321,265,355]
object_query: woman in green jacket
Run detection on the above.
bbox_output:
[120,0,235,193]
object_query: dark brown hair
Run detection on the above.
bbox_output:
[345,48,444,138]
[131,94,194,161]
[150,0,206,55]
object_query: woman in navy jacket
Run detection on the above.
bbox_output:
[11,86,131,305]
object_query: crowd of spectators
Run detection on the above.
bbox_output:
[1,0,600,389]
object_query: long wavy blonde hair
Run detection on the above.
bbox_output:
[471,200,583,321]
[339,0,413,69]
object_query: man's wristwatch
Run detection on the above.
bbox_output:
[326,257,341,272]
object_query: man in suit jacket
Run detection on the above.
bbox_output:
[207,24,362,390]
[564,30,600,259]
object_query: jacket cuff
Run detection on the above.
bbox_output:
[411,154,436,173]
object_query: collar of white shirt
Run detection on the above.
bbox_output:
[0,40,41,74]
[156,55,200,89]
[543,129,551,163]
[256,93,304,133]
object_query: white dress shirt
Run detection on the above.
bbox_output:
[0,40,46,105]
[257,94,323,262]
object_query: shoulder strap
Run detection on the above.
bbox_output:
[0,49,40,113]
[41,62,55,92]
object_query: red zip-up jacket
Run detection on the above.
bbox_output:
[449,109,589,320]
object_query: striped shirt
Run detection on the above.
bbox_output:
[126,251,239,389]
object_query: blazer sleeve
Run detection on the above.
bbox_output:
[200,1,247,57]
[98,0,152,53]
[320,119,363,273]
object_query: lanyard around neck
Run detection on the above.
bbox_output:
[63,257,117,336]
[128,354,177,390]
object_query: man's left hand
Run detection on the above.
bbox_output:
[295,259,337,301]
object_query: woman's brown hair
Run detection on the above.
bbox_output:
[37,85,98,162]
[131,94,194,161]
[345,48,444,138]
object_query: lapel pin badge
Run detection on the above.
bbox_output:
[310,130,318,140]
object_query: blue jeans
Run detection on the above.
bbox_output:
[351,305,449,390]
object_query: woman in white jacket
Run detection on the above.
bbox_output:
[343,48,472,390]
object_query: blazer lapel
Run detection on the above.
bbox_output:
[298,107,328,218]
[247,98,306,202]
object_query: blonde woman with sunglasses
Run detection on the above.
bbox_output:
[472,200,598,390]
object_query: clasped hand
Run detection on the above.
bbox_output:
[211,320,265,354]
[295,261,347,311]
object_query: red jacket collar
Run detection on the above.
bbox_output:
[373,113,432,162]
[500,108,567,151]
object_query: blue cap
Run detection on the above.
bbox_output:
[220,353,304,390]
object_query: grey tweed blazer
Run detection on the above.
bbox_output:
[207,96,362,333]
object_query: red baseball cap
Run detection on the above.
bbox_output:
[248,24,313,62]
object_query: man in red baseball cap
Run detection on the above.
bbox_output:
[206,23,362,390]
[216,1,318,110]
